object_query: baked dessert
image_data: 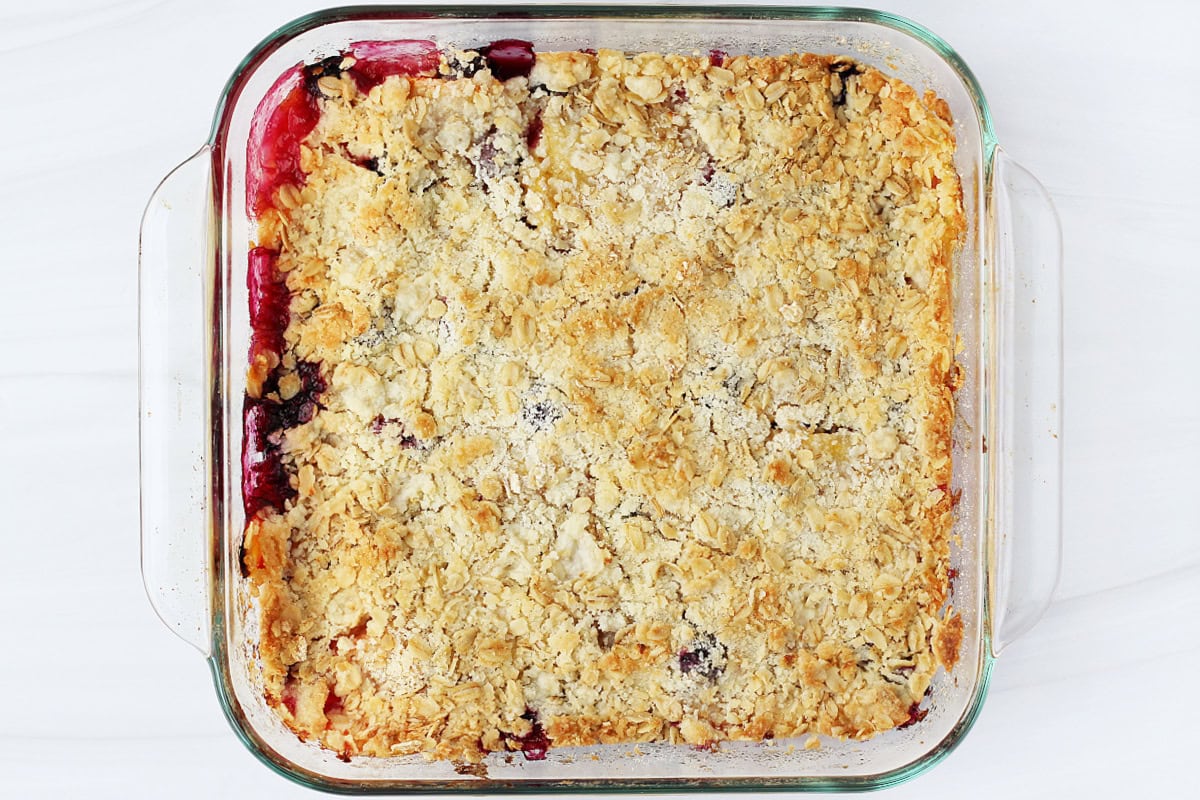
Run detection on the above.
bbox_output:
[241,40,965,764]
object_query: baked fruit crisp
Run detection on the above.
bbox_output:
[241,40,966,764]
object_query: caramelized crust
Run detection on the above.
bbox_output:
[244,48,965,763]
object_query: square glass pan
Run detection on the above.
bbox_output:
[138,4,1063,793]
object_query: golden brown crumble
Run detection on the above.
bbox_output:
[243,47,965,763]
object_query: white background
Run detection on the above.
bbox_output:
[2,0,1198,797]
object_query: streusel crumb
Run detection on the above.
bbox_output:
[243,46,964,763]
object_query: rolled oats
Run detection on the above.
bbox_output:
[243,45,964,764]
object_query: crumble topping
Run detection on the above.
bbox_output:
[243,46,965,764]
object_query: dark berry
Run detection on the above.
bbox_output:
[722,372,744,397]
[481,39,535,80]
[617,281,645,299]
[476,126,499,182]
[505,709,551,760]
[303,54,345,97]
[678,650,703,674]
[897,702,928,729]
[521,400,562,430]
[339,144,383,176]
[595,622,616,651]
[242,399,291,518]
[829,60,860,108]
[279,361,326,428]
[678,634,726,681]
[526,111,544,151]
[474,126,528,189]
[708,49,728,67]
[447,51,485,79]
[242,361,327,518]
[370,415,418,448]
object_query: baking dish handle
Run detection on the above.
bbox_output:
[138,148,214,656]
[988,148,1064,656]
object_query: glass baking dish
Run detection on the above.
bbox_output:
[138,5,1063,792]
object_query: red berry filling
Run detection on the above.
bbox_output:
[247,40,438,216]
[247,247,289,356]
[281,678,299,717]
[247,67,321,218]
[244,44,437,521]
[323,690,345,718]
[343,39,440,92]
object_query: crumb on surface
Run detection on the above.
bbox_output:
[243,47,965,763]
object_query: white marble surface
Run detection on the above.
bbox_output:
[2,0,1197,796]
